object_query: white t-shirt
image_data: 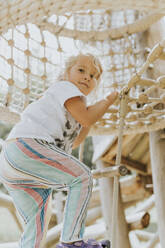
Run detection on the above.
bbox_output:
[7,81,85,153]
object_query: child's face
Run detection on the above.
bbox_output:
[67,56,99,96]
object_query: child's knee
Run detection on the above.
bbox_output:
[82,170,93,188]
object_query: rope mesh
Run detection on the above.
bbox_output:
[0,4,164,134]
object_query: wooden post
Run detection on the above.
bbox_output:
[147,17,165,247]
[149,130,165,246]
[96,159,131,248]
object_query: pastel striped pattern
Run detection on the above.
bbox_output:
[2,138,93,246]
[5,184,52,248]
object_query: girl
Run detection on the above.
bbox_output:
[0,54,118,248]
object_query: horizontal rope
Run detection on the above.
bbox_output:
[90,118,165,136]
[39,12,164,40]
[0,1,165,34]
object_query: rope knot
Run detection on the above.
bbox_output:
[119,87,129,118]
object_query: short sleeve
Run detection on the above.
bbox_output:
[47,80,85,107]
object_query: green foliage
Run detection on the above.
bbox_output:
[72,136,94,169]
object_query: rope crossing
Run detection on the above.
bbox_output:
[91,39,165,136]
[0,9,165,137]
[1,36,165,137]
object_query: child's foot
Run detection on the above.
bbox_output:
[99,240,110,248]
[56,239,110,248]
[88,239,110,248]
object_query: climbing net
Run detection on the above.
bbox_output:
[92,41,165,135]
[0,1,165,135]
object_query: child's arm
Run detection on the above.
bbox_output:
[64,91,118,127]
[72,126,90,149]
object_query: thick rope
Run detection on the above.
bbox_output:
[111,87,129,247]
[39,11,164,41]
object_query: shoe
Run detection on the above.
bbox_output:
[99,240,110,248]
[56,239,111,248]
[88,239,110,248]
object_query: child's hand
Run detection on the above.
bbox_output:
[106,91,119,104]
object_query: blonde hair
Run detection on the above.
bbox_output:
[59,53,103,84]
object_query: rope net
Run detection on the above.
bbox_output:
[0,1,165,135]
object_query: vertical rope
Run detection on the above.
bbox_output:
[111,87,129,248]
[24,24,30,109]
[6,1,15,108]
[40,30,47,91]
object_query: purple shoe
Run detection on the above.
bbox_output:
[56,239,110,248]
[88,239,110,248]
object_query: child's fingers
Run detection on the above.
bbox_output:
[112,91,119,98]
[106,91,119,102]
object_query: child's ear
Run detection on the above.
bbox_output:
[98,66,103,79]
[96,67,103,80]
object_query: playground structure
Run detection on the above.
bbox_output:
[0,1,165,247]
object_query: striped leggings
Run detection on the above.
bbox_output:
[0,138,93,248]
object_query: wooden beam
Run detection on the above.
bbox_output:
[141,149,150,165]
[92,165,128,178]
[120,156,148,175]
[122,134,143,157]
[135,194,155,213]
[102,135,135,162]
[104,156,148,175]
[130,134,148,160]
[120,174,150,202]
